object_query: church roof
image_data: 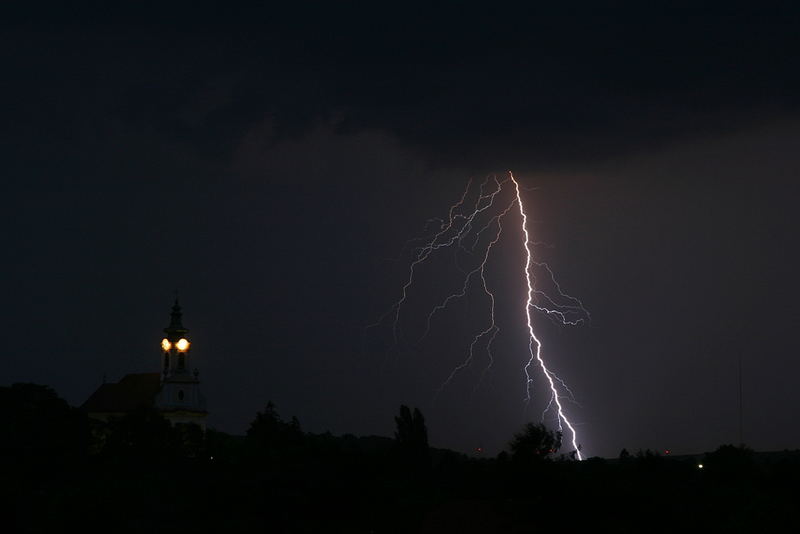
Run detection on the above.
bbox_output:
[82,373,161,414]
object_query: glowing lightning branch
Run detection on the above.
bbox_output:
[422,200,513,341]
[510,172,583,460]
[387,176,506,345]
[366,179,475,342]
[435,200,515,394]
[532,262,591,326]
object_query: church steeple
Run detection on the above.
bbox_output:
[154,297,207,429]
[164,298,188,339]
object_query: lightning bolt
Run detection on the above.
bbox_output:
[510,172,584,460]
[368,172,587,460]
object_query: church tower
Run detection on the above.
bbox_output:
[154,299,207,429]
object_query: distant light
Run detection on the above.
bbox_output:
[697,463,704,469]
[476,447,483,453]
[210,456,214,461]
[161,338,171,351]
[664,450,671,455]
[176,338,190,351]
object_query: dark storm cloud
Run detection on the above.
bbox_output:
[5,5,799,178]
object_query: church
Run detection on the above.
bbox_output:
[82,299,208,430]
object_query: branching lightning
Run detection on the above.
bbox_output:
[367,172,588,460]
[435,199,515,396]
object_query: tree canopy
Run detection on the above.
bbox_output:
[509,422,562,463]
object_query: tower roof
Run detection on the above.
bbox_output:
[164,298,189,335]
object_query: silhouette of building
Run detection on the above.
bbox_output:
[82,299,208,429]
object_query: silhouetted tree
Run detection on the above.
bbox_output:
[0,385,86,534]
[204,428,244,464]
[394,405,430,471]
[509,423,561,463]
[101,405,181,462]
[246,401,304,464]
[0,383,87,467]
[175,421,205,457]
[703,444,755,481]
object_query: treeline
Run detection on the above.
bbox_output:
[2,383,800,532]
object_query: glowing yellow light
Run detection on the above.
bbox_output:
[161,338,171,351]
[176,338,190,351]
[697,463,704,469]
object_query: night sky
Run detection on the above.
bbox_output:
[3,5,800,458]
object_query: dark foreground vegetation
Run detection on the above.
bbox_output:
[3,383,800,532]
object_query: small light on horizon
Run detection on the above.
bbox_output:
[698,463,704,469]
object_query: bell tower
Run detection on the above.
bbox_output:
[161,299,191,377]
[154,298,207,429]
